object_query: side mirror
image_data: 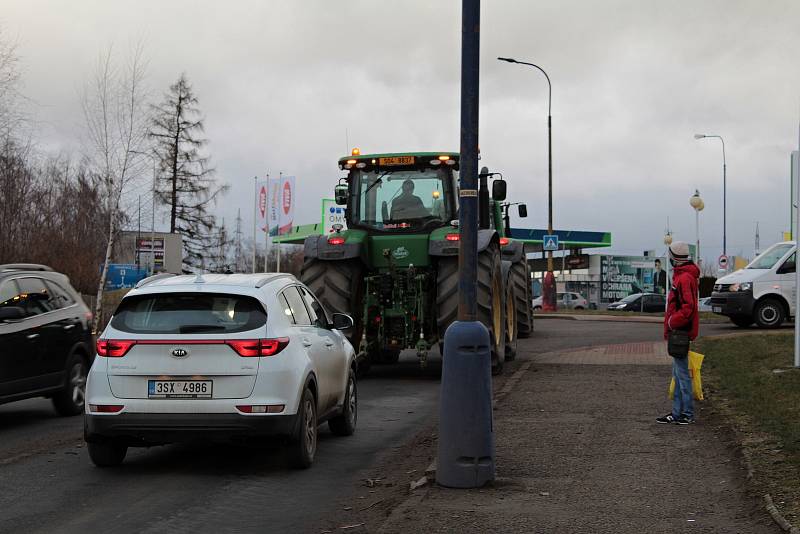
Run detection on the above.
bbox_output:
[518,203,528,218]
[331,313,354,331]
[0,306,25,322]
[492,179,507,201]
[334,184,348,206]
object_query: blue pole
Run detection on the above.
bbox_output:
[437,0,495,489]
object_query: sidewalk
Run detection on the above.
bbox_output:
[378,342,779,533]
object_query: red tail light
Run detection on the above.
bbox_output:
[227,338,290,357]
[89,404,124,413]
[499,237,510,246]
[96,339,135,357]
[445,233,460,241]
[328,236,345,245]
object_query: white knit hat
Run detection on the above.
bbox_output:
[669,241,691,264]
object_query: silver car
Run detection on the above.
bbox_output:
[532,292,588,310]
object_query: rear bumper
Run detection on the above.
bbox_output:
[710,291,755,317]
[84,412,298,446]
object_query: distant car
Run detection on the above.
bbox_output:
[532,292,588,310]
[698,297,713,312]
[0,264,94,416]
[84,272,358,468]
[607,292,666,313]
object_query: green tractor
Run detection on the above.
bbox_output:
[300,151,533,375]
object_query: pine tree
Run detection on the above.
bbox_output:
[150,73,227,272]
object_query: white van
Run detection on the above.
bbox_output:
[711,241,796,328]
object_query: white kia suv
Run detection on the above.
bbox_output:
[84,273,357,468]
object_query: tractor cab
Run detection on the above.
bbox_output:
[337,152,459,234]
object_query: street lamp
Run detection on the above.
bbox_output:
[694,134,726,258]
[689,190,704,268]
[498,56,556,311]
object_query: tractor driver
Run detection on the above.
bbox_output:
[390,179,427,220]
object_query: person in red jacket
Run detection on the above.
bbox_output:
[657,241,700,425]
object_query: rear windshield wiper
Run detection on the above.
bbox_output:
[179,324,227,333]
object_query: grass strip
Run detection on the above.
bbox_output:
[695,333,800,523]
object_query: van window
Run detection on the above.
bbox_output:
[111,292,266,334]
[778,253,796,274]
[748,244,793,270]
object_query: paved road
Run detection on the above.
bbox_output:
[0,319,778,533]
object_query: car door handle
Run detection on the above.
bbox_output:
[302,339,313,347]
[324,340,335,348]
[63,324,76,331]
[26,333,39,340]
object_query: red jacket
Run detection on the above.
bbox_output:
[664,262,700,341]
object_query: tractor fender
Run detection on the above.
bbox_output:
[501,240,525,263]
[303,234,361,261]
[429,228,499,257]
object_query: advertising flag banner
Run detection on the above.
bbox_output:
[278,175,296,235]
[322,198,347,234]
[267,178,281,236]
[256,179,269,232]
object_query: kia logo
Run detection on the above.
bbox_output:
[171,348,189,358]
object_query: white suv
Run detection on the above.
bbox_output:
[84,273,357,469]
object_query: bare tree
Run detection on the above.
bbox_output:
[82,44,149,329]
[0,26,23,139]
[150,73,227,272]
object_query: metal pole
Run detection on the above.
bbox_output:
[437,0,494,489]
[151,163,156,274]
[252,176,257,273]
[696,209,700,267]
[137,195,141,271]
[722,141,727,258]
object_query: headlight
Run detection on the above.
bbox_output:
[730,282,752,292]
[617,303,627,309]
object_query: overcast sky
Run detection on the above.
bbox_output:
[4,0,799,262]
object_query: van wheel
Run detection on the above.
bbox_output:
[53,354,87,416]
[289,387,317,469]
[730,316,753,328]
[754,299,784,329]
[88,442,127,467]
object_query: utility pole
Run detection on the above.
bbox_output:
[437,0,495,489]
[235,208,243,273]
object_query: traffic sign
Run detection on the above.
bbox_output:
[718,254,729,269]
[543,234,559,251]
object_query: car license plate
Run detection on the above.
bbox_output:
[148,380,212,399]
[713,306,722,313]
[378,156,415,166]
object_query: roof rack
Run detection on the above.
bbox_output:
[0,263,54,272]
[255,273,295,288]
[134,272,177,289]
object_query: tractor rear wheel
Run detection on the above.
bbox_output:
[436,243,506,374]
[301,256,364,346]
[503,263,518,361]
[511,258,533,338]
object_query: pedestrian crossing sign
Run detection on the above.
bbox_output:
[543,234,559,251]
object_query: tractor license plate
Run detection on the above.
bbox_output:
[148,380,212,399]
[713,306,722,313]
[378,156,415,166]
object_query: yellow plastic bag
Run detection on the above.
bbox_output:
[668,351,704,401]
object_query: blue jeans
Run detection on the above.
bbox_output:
[672,356,694,419]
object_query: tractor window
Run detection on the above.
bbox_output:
[351,168,455,232]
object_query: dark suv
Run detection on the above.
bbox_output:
[0,264,94,415]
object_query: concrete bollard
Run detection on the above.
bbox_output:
[436,320,495,488]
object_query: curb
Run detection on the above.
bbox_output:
[534,313,663,323]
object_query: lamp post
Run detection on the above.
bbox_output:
[663,232,672,311]
[498,56,556,312]
[694,134,726,258]
[689,190,704,268]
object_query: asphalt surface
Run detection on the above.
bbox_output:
[0,318,783,533]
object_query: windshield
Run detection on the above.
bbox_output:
[110,292,266,334]
[747,243,794,270]
[620,294,641,303]
[351,168,456,231]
